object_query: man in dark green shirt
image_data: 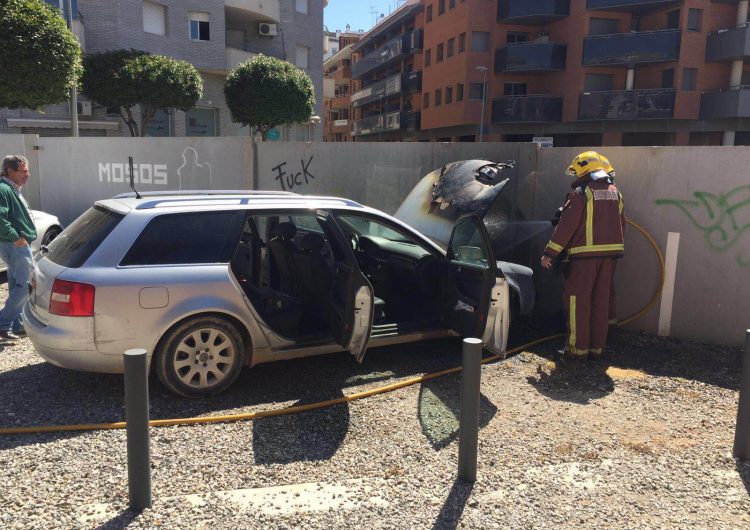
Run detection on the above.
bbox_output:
[0,155,36,340]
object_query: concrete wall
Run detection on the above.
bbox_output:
[0,134,747,346]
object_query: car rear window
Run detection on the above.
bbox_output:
[120,211,243,266]
[44,206,124,268]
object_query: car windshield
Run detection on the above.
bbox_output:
[337,215,416,244]
[44,206,124,268]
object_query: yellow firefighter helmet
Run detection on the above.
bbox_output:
[566,151,605,179]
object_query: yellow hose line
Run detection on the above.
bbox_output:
[0,219,664,436]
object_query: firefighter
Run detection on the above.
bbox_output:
[540,151,626,360]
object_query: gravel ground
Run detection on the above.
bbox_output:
[1,282,749,529]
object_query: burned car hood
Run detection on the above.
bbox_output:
[393,159,514,248]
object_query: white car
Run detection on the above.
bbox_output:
[0,210,63,273]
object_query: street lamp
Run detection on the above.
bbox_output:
[307,115,321,142]
[476,65,488,142]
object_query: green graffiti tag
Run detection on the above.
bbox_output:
[655,185,750,267]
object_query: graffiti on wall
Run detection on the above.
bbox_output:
[97,147,214,188]
[655,185,750,267]
[272,155,316,192]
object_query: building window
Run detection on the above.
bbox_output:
[469,82,485,100]
[588,18,618,36]
[435,89,442,106]
[682,68,697,90]
[661,68,674,89]
[143,1,166,36]
[459,32,466,53]
[457,83,464,101]
[426,5,433,22]
[584,73,614,92]
[446,86,453,104]
[296,45,310,69]
[504,83,526,96]
[449,0,456,8]
[425,49,431,67]
[687,9,702,32]
[143,108,170,137]
[666,9,680,30]
[439,0,445,15]
[471,31,490,52]
[506,32,527,44]
[296,0,308,14]
[437,43,444,62]
[185,107,218,136]
[189,12,210,41]
[423,92,430,108]
[447,38,455,57]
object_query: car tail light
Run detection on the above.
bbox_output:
[49,280,95,317]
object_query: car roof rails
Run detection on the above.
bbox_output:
[112,190,301,199]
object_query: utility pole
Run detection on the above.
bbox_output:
[64,0,79,137]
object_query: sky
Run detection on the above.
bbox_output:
[324,0,409,34]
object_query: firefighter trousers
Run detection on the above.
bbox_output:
[563,257,616,356]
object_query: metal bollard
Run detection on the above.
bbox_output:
[458,338,482,483]
[124,349,152,512]
[733,330,750,461]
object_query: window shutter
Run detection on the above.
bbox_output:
[143,1,165,36]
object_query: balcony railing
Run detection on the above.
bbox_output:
[352,111,420,136]
[578,89,676,120]
[497,0,570,25]
[351,72,422,108]
[700,87,750,119]
[706,24,750,63]
[352,29,423,79]
[494,42,567,73]
[583,29,681,66]
[224,0,280,24]
[586,0,681,12]
[491,96,563,123]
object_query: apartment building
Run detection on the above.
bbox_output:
[349,0,750,146]
[1,0,325,140]
[323,31,364,141]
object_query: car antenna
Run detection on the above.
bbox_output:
[128,155,142,199]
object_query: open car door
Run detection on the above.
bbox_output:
[444,216,509,356]
[323,213,374,363]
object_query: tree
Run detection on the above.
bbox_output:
[224,54,315,140]
[82,50,203,137]
[0,0,82,109]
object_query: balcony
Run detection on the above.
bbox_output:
[578,89,676,120]
[494,42,567,74]
[352,29,423,79]
[491,96,563,123]
[331,95,350,110]
[224,0,280,23]
[226,47,256,72]
[586,0,681,13]
[352,111,420,136]
[351,72,422,108]
[700,87,750,119]
[332,119,350,133]
[583,30,681,66]
[497,0,570,25]
[333,67,352,82]
[706,25,750,63]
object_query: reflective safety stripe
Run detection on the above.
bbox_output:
[619,193,624,214]
[585,188,594,247]
[569,243,625,255]
[569,295,576,349]
[547,241,564,252]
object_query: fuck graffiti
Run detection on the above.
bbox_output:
[272,155,316,191]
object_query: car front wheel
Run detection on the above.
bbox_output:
[156,316,244,398]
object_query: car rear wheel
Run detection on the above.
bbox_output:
[156,316,244,398]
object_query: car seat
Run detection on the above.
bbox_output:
[268,222,299,296]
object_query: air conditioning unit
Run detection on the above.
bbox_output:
[77,100,92,116]
[259,23,278,36]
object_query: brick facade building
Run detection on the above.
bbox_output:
[348,0,750,146]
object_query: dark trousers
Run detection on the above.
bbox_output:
[563,257,616,355]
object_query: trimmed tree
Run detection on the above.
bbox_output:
[0,0,82,109]
[82,50,203,136]
[224,54,315,140]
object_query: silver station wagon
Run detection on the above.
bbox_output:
[26,191,514,397]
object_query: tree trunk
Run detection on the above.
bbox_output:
[123,107,140,137]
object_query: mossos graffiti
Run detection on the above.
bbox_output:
[656,185,750,267]
[98,162,168,185]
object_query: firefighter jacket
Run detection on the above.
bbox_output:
[544,177,625,260]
